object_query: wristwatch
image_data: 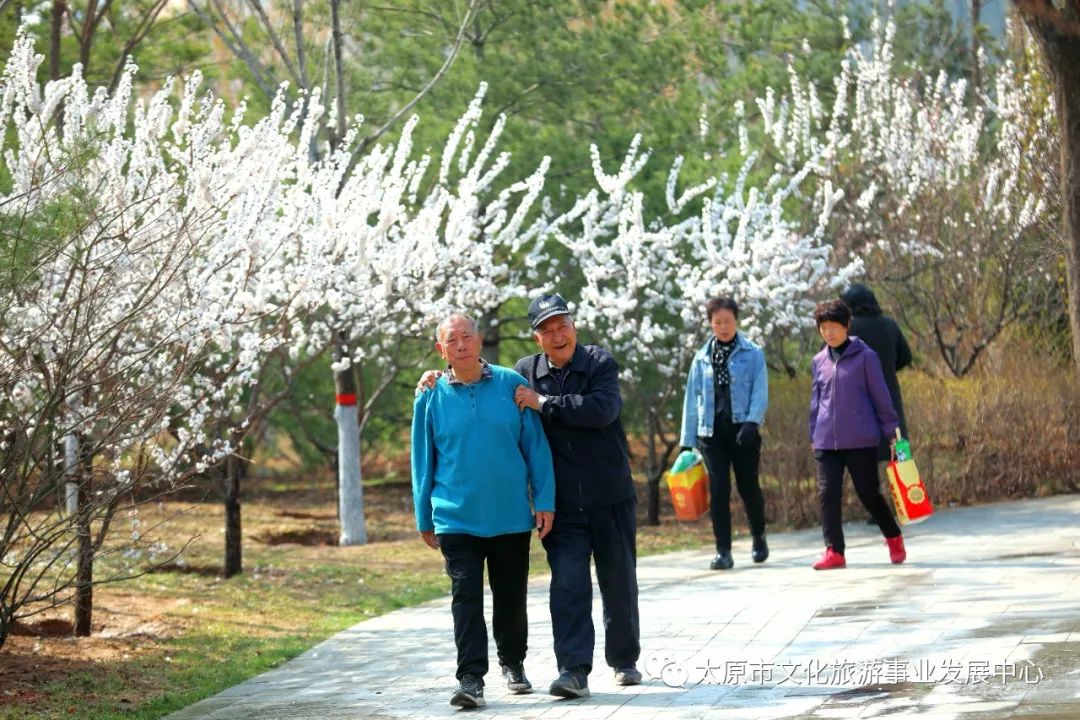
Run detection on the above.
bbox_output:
[537,394,549,409]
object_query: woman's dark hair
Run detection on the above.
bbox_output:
[813,299,852,327]
[705,297,739,321]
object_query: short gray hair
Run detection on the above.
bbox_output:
[435,312,480,343]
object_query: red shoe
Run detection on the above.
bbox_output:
[886,535,906,564]
[813,547,846,570]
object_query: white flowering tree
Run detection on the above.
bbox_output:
[287,82,554,546]
[530,12,1059,523]
[548,132,859,524]
[0,29,322,639]
[186,0,501,547]
[755,15,1058,374]
[0,20,561,641]
[131,79,554,561]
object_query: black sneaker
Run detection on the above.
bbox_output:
[709,550,734,570]
[450,674,485,709]
[614,666,642,685]
[752,534,769,564]
[549,668,590,698]
[502,663,533,694]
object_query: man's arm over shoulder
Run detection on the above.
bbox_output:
[542,347,623,428]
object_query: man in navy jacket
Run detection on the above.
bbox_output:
[512,293,641,698]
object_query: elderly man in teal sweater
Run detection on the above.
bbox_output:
[412,313,556,710]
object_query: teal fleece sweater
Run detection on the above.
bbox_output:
[411,364,555,536]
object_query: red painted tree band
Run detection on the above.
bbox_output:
[336,393,358,406]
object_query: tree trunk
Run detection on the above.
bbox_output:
[73,475,92,636]
[49,1,65,81]
[0,607,12,650]
[970,0,983,93]
[77,0,97,72]
[1057,43,1080,373]
[335,331,367,545]
[223,453,245,578]
[1017,3,1080,373]
[480,308,500,364]
[62,432,78,515]
[329,0,347,149]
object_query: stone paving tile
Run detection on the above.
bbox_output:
[165,495,1080,719]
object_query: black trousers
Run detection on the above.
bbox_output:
[698,419,766,552]
[438,531,531,680]
[542,496,640,675]
[814,447,901,555]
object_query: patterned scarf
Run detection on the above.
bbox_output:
[711,337,736,386]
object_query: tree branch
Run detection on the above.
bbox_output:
[347,0,480,167]
[292,0,310,91]
[108,0,171,93]
[245,0,302,88]
[330,0,347,148]
[188,0,275,101]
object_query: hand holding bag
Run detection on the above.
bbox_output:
[666,449,709,521]
[887,429,933,525]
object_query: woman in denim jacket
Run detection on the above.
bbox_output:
[679,297,769,570]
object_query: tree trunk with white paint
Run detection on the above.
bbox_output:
[335,331,367,546]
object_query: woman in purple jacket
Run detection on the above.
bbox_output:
[809,300,907,570]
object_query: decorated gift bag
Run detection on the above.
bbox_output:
[666,449,709,521]
[886,429,934,525]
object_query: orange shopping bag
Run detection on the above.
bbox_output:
[666,450,709,521]
[886,431,933,525]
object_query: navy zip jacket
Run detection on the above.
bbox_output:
[514,344,635,512]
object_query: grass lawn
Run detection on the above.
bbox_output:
[1,472,719,720]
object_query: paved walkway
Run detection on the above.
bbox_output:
[167,496,1080,719]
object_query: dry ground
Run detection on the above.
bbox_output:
[0,470,716,719]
